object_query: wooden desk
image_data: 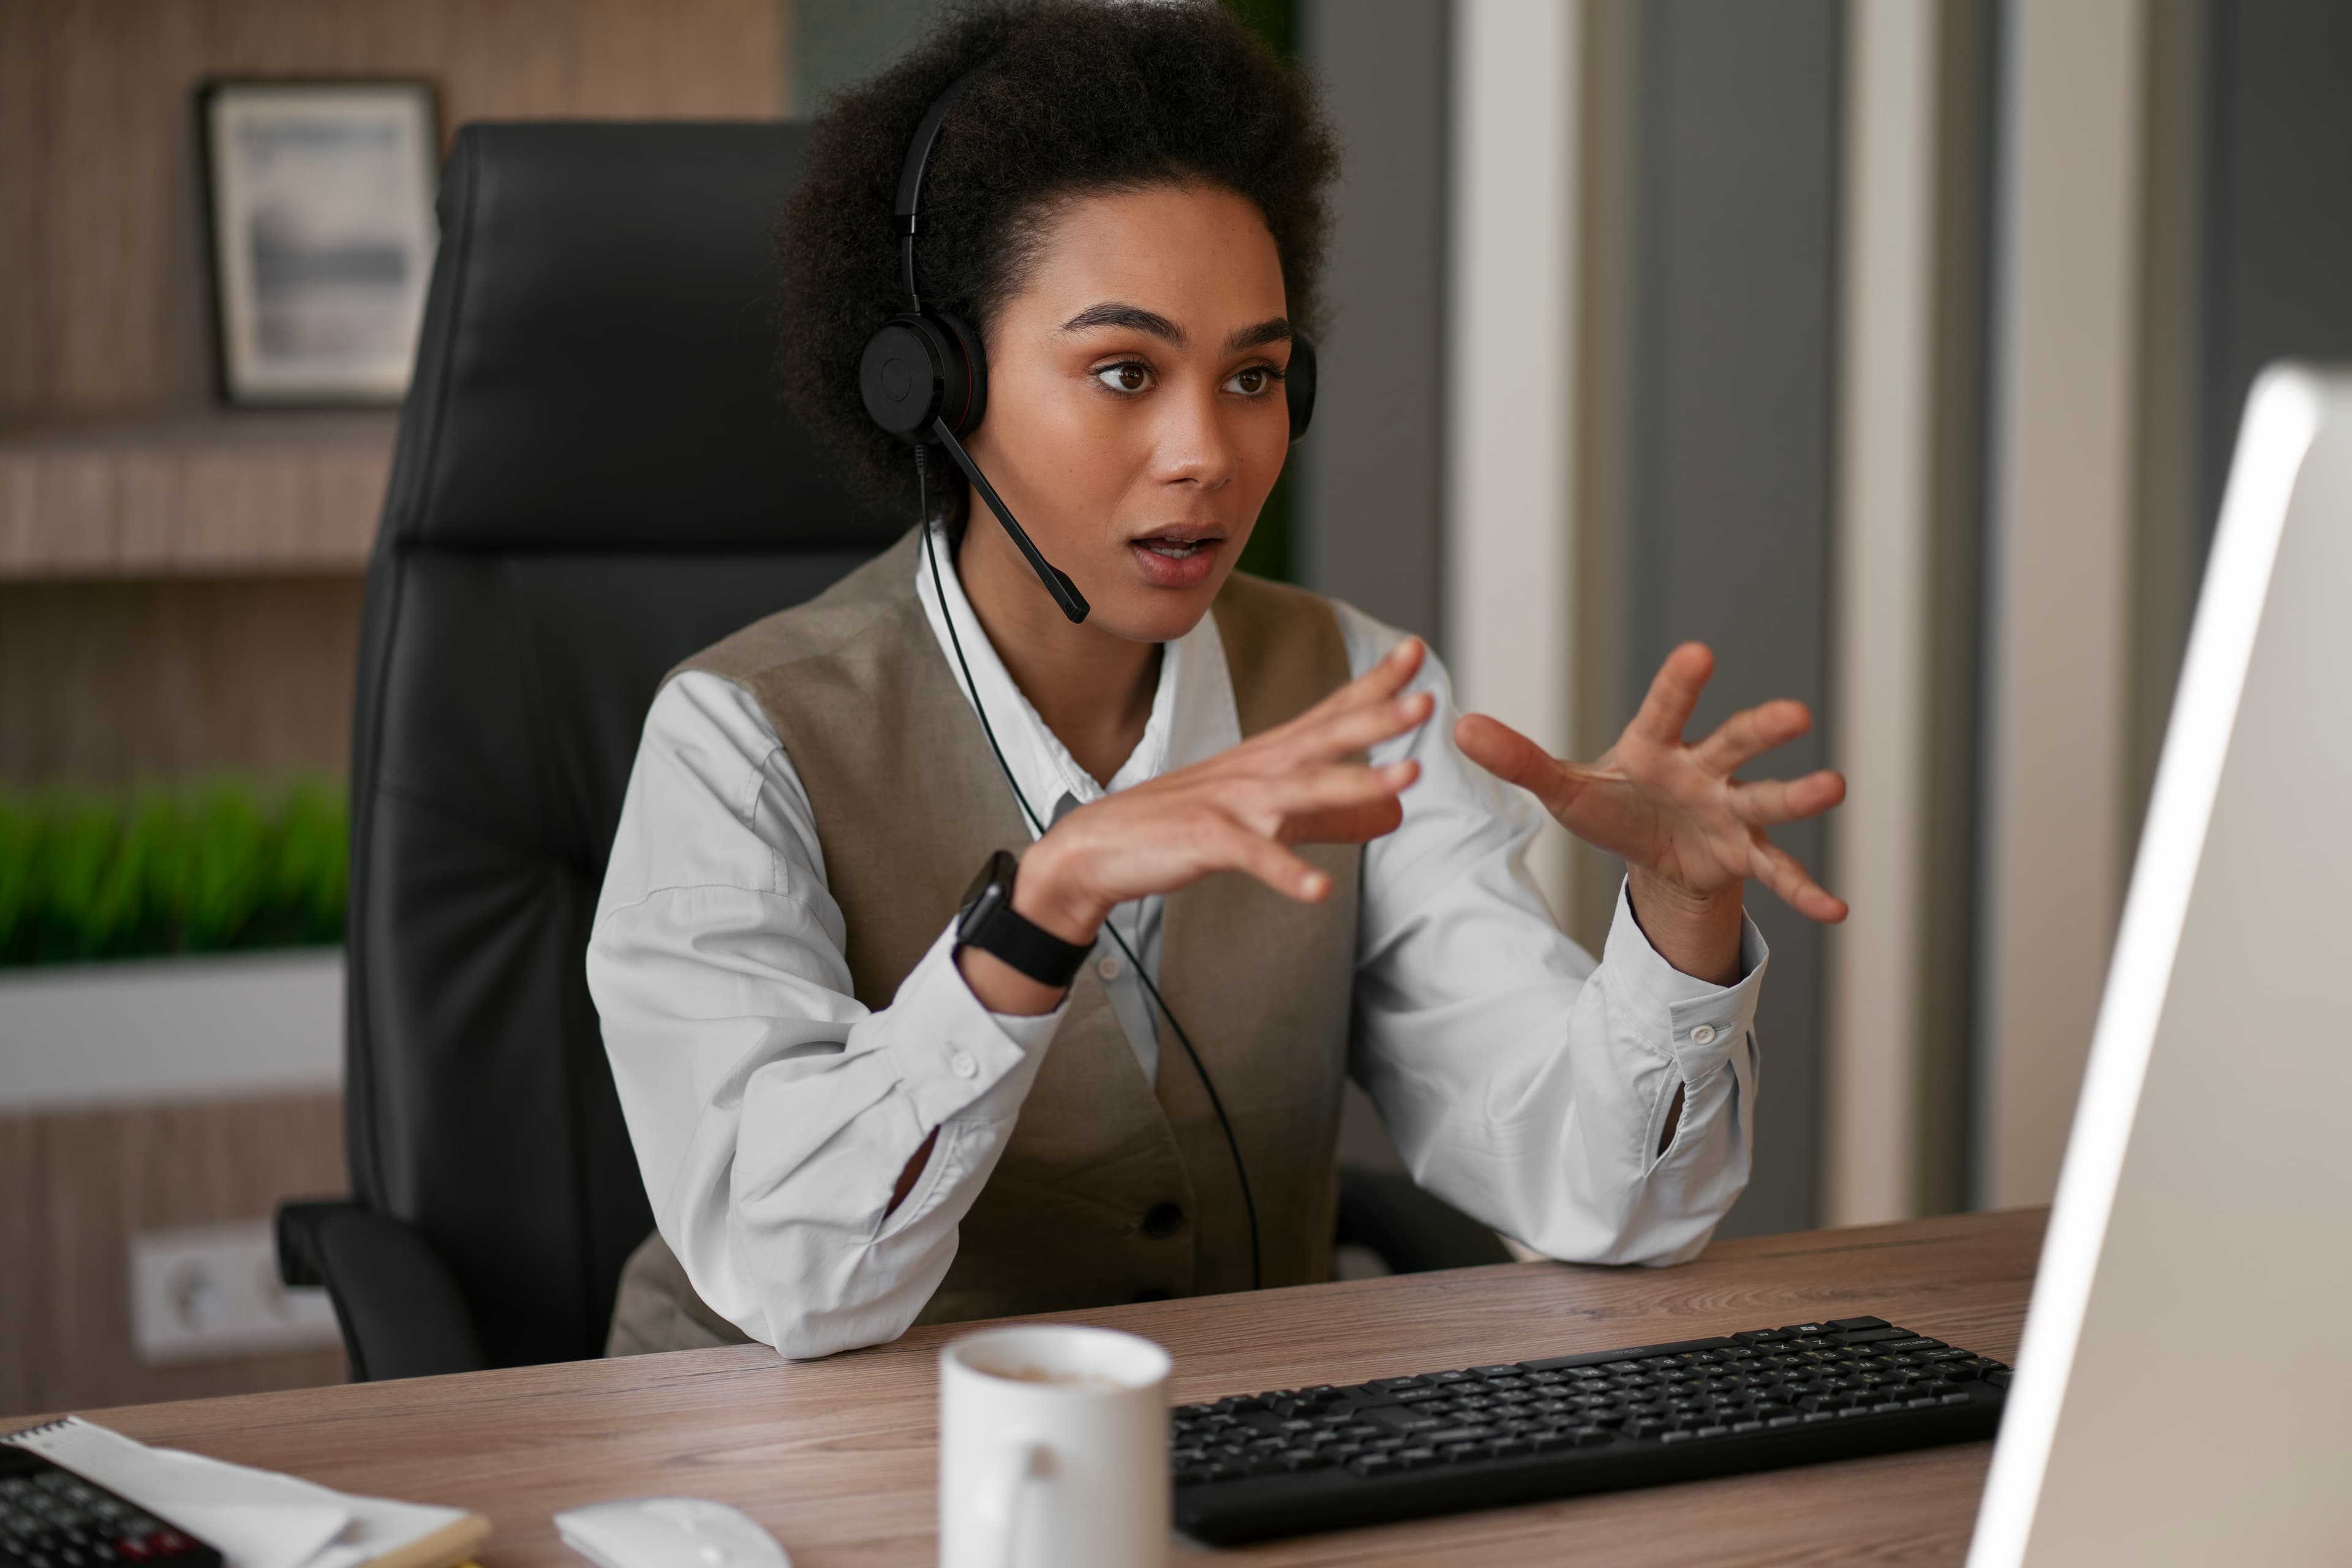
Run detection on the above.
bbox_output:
[12,1208,2044,1567]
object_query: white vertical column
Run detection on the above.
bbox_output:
[1978,0,2147,1208]
[1826,0,1942,1226]
[1444,0,1580,918]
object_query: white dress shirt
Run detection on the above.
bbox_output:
[587,528,1770,1359]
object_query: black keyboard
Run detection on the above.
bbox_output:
[1170,1314,2010,1544]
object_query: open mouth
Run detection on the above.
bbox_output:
[1129,528,1226,587]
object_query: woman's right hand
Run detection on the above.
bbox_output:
[956,636,1436,1015]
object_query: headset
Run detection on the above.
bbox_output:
[862,70,1324,1290]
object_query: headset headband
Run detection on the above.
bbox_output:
[894,74,975,311]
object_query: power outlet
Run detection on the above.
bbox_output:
[127,1221,342,1364]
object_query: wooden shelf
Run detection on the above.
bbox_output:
[0,412,395,579]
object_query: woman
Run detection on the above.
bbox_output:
[587,0,1847,1360]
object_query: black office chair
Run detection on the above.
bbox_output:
[273,121,900,1379]
[279,121,1500,1384]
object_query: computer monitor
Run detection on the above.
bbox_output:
[1968,364,2352,1566]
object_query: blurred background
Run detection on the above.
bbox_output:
[3,0,2348,1413]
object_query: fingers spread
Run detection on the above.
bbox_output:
[1208,818,1333,903]
[1730,769,1846,826]
[1232,760,1417,833]
[1294,636,1428,725]
[1629,642,1714,745]
[1751,836,1848,924]
[1292,687,1433,758]
[1259,641,1434,766]
[1455,712,1558,797]
[1287,797,1406,845]
[1694,698,1812,775]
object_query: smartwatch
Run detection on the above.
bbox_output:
[954,849,1090,988]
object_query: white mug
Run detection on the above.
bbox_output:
[938,1324,1172,1568]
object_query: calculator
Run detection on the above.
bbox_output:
[0,1444,220,1568]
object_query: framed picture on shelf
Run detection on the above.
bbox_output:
[198,80,440,406]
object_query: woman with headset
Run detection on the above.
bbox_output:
[587,1,1847,1359]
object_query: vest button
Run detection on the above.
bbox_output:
[1142,1202,1185,1239]
[1132,1287,1174,1303]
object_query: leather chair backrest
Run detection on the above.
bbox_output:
[347,122,899,1366]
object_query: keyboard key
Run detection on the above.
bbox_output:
[1828,1316,1890,1332]
[1838,1327,1909,1346]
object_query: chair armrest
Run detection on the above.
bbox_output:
[1335,1166,1513,1275]
[276,1199,489,1381]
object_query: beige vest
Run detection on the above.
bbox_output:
[606,529,1360,1356]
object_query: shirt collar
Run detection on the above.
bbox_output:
[913,523,1240,838]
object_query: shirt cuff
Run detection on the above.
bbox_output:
[883,922,1069,1128]
[1599,878,1770,1082]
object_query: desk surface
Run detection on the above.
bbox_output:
[13,1208,2044,1566]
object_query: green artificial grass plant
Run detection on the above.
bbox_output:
[0,777,346,968]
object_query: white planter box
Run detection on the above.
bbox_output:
[0,949,343,1111]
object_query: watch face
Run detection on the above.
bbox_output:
[958,849,1017,932]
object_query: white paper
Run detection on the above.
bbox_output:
[3,1418,468,1568]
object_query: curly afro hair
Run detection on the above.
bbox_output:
[779,0,1340,529]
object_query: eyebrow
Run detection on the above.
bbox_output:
[1059,302,1185,344]
[1224,317,1294,353]
[1056,302,1294,355]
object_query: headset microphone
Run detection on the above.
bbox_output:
[926,415,1090,622]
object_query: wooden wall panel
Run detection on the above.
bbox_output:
[0,575,364,786]
[0,1091,349,1417]
[0,413,392,578]
[0,0,793,420]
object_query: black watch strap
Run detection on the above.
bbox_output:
[954,850,1090,988]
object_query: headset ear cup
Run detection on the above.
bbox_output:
[860,315,949,439]
[1286,333,1318,442]
[937,311,989,437]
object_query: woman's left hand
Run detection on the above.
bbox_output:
[1455,641,1847,986]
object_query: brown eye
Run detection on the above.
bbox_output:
[1224,365,1276,397]
[1095,361,1153,393]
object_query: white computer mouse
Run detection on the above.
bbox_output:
[554,1496,791,1568]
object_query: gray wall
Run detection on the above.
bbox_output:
[1627,0,1844,1238]
[1297,0,1450,643]
[2196,0,2352,542]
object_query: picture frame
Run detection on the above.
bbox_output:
[197,80,441,407]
